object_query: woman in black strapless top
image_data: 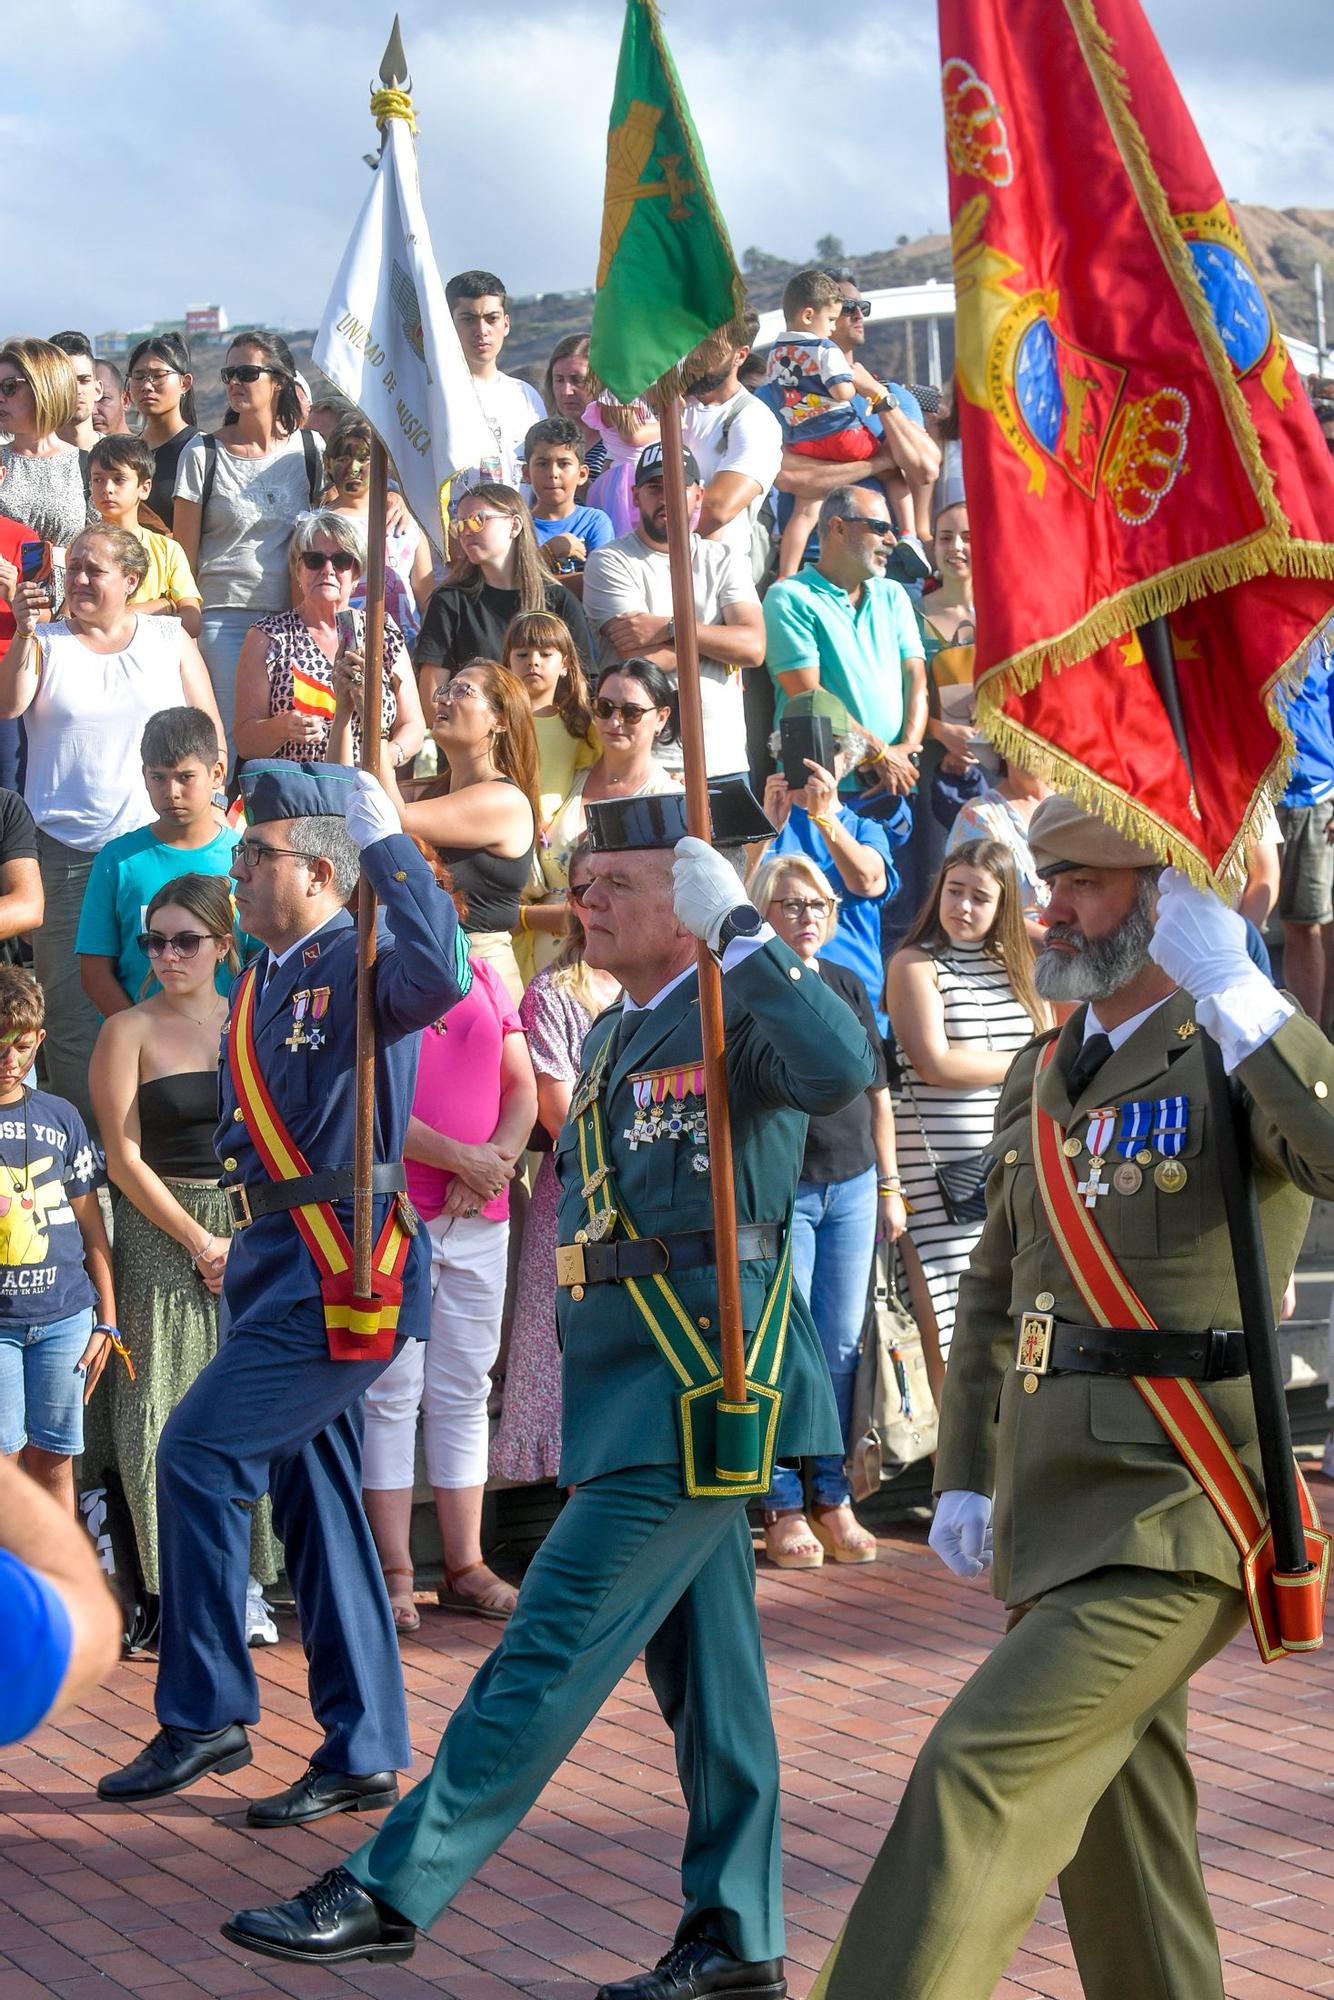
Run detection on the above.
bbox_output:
[367,656,539,1006]
[88,874,281,1615]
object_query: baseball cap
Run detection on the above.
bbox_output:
[783,687,853,736]
[634,440,702,486]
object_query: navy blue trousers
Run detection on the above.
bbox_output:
[154,1310,410,1774]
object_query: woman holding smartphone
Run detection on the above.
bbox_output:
[232,510,424,768]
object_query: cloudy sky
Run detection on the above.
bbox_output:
[6,0,1330,339]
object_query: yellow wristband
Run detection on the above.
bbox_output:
[811,813,836,834]
[517,905,531,934]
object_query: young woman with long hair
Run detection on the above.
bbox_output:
[380,658,539,1005]
[125,333,199,529]
[414,484,593,711]
[887,839,1048,1400]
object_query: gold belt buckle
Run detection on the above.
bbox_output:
[1016,1311,1054,1376]
[555,1242,587,1288]
[224,1183,253,1231]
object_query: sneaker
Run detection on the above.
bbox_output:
[246,1577,280,1647]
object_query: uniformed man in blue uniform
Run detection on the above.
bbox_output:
[222,782,877,1992]
[100,763,472,1824]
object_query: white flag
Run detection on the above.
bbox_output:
[314,115,492,557]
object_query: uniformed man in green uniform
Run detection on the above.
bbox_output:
[224,780,877,1991]
[811,795,1334,2000]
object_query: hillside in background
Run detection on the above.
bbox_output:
[190,203,1334,432]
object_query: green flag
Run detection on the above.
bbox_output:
[589,0,744,404]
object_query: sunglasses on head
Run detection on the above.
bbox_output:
[592,696,656,724]
[137,929,216,959]
[221,363,280,385]
[839,299,873,317]
[299,550,359,574]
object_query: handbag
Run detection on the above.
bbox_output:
[899,1070,995,1226]
[846,1243,939,1500]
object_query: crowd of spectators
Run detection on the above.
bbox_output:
[2,286,1327,1639]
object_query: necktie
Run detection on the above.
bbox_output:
[608,1007,640,1070]
[1065,1030,1113,1103]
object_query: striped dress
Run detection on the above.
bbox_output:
[895,940,1034,1358]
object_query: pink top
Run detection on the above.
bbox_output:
[406,955,524,1222]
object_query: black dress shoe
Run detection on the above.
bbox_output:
[246,1763,399,1827]
[221,1866,416,1965]
[595,1939,786,2000]
[98,1724,252,1802]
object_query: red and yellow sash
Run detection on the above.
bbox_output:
[1030,1042,1329,1663]
[227,963,410,1361]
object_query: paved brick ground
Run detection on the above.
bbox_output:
[3,1515,1334,2000]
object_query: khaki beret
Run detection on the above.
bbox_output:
[1028,794,1163,876]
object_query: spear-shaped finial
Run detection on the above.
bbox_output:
[379,15,410,91]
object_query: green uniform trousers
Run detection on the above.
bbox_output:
[346,1463,784,1959]
[813,1566,1246,2000]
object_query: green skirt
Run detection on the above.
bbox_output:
[103,1183,282,1594]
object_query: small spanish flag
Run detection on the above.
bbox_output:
[291,670,337,720]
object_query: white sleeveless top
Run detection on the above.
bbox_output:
[28,616,187,850]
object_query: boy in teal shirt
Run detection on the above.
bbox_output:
[76,709,251,1015]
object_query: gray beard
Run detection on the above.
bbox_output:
[1033,896,1155,1004]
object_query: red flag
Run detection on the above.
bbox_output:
[940,0,1334,884]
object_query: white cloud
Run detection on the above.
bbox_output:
[2,0,1328,338]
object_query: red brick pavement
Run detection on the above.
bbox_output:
[3,1519,1334,2000]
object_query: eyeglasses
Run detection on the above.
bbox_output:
[436,678,486,704]
[567,880,593,905]
[453,509,506,534]
[0,376,29,399]
[593,696,656,725]
[299,549,359,574]
[776,898,833,921]
[137,930,216,959]
[839,299,873,318]
[221,363,279,385]
[234,838,311,869]
[128,368,180,387]
[836,515,897,538]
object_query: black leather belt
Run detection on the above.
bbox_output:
[1015,1316,1247,1382]
[557,1222,782,1289]
[225,1163,407,1230]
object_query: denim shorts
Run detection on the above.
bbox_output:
[0,1307,96,1456]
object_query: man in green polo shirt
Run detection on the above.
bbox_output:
[763,485,926,795]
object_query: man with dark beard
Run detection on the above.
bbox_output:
[808,792,1334,2000]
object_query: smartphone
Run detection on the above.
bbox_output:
[19,540,53,606]
[780,713,836,792]
[334,609,360,655]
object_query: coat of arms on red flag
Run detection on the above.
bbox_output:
[941,0,1334,887]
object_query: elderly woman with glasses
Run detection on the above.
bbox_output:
[746,850,905,1572]
[233,509,425,769]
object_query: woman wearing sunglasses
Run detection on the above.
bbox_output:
[415,484,593,714]
[88,873,282,1644]
[233,510,424,770]
[517,658,681,978]
[172,332,324,748]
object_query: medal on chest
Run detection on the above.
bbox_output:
[624,1065,710,1170]
[287,985,331,1052]
[1076,1106,1116,1207]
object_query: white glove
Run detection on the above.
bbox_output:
[1149,866,1292,1071]
[345,768,401,851]
[929,1490,994,1578]
[672,835,749,950]
[1148,867,1253,999]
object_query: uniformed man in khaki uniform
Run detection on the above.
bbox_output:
[812,796,1334,2000]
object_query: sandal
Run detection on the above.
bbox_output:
[437,1561,518,1622]
[383,1565,421,1634]
[810,1503,877,1565]
[762,1510,824,1569]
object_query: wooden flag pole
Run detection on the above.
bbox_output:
[657,393,746,1407]
[352,435,390,1296]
